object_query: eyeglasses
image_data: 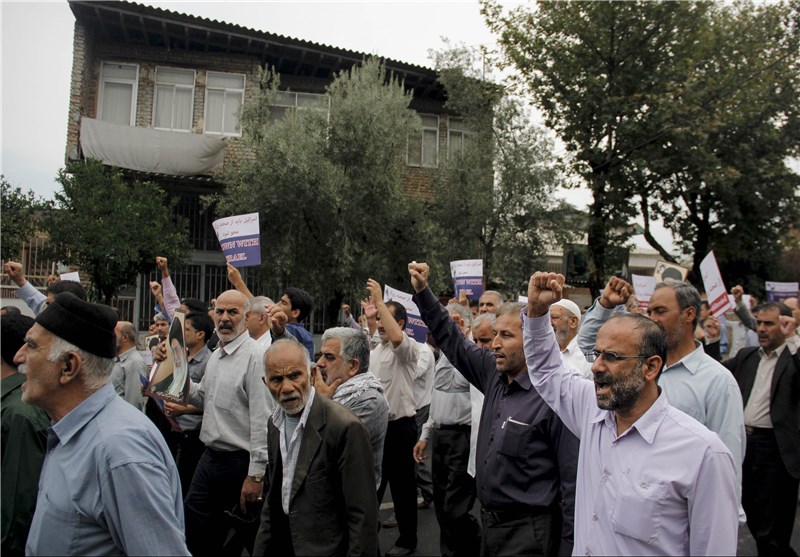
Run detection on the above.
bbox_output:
[586,350,649,364]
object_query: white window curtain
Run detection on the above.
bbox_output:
[99,62,138,126]
[205,72,245,136]
[154,67,194,131]
[407,114,439,167]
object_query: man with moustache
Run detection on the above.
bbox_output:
[723,302,800,556]
[549,299,592,378]
[313,327,388,489]
[183,290,273,556]
[409,262,578,557]
[524,271,738,556]
[577,277,746,517]
[254,339,378,556]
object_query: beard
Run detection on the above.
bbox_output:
[593,361,645,412]
[276,383,311,416]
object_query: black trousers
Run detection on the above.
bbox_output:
[415,405,434,503]
[431,425,480,557]
[743,428,799,557]
[378,416,418,550]
[480,505,559,557]
[171,428,205,498]
[184,448,264,557]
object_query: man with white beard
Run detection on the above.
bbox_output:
[254,339,378,556]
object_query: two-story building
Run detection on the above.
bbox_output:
[64,0,471,332]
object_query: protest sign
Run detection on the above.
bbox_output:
[384,284,428,343]
[450,259,483,300]
[59,271,81,283]
[700,251,733,318]
[765,281,799,302]
[653,260,689,282]
[632,274,657,309]
[212,212,261,267]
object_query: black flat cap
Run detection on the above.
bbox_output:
[35,292,117,358]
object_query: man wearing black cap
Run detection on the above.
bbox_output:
[1,314,49,557]
[13,292,189,556]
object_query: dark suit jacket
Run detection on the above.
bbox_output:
[724,345,800,479]
[252,394,378,556]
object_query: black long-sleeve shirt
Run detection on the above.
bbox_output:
[413,287,578,555]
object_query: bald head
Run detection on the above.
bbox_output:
[214,290,250,345]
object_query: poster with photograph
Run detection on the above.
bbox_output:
[212,212,261,268]
[383,284,428,344]
[450,259,484,301]
[146,311,189,405]
[653,260,689,283]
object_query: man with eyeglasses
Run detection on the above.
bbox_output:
[577,277,746,519]
[524,271,738,555]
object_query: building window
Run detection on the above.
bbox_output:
[153,67,195,132]
[407,114,439,168]
[204,71,245,136]
[268,91,329,123]
[448,117,471,159]
[98,62,138,126]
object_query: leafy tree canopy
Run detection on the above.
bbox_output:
[44,160,191,303]
[1,177,51,261]
[217,57,427,312]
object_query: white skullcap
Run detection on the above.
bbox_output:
[552,299,581,320]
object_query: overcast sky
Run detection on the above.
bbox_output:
[1,0,678,251]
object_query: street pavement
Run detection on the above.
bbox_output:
[378,495,800,556]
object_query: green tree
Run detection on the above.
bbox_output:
[1,177,51,261]
[427,46,586,296]
[483,0,712,293]
[218,58,428,317]
[44,160,190,304]
[483,0,799,292]
[640,2,800,286]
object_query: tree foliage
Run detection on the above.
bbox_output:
[217,58,427,313]
[1,177,51,261]
[426,46,586,296]
[483,0,800,293]
[44,160,191,304]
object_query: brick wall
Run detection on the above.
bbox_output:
[67,28,466,197]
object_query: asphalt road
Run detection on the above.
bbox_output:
[377,495,800,556]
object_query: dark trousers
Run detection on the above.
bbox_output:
[743,429,799,557]
[378,416,418,550]
[415,405,433,503]
[432,426,480,557]
[171,428,205,498]
[184,448,263,557]
[480,505,559,557]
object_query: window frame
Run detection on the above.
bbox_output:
[152,66,196,133]
[407,113,439,168]
[447,116,471,160]
[97,61,139,126]
[203,70,246,137]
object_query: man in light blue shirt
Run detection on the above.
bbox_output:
[577,277,746,515]
[13,292,188,556]
[525,272,738,556]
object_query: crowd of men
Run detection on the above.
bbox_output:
[1,256,799,557]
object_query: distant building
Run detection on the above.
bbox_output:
[62,0,463,331]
